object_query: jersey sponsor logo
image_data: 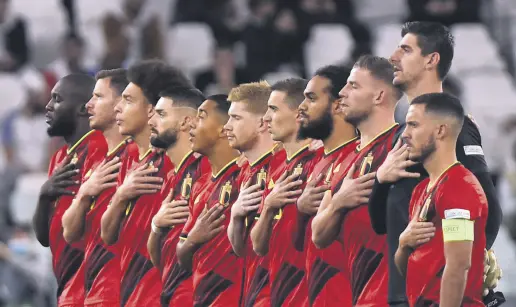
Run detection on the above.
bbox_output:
[463,145,484,156]
[444,209,471,220]
[181,173,193,199]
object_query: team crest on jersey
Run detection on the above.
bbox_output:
[181,173,192,199]
[219,181,232,207]
[70,153,79,165]
[257,168,267,190]
[418,196,432,221]
[359,152,374,176]
[293,163,303,177]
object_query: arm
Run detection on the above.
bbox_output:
[33,195,54,247]
[440,240,473,307]
[311,192,346,249]
[227,215,247,257]
[250,206,276,256]
[62,193,92,243]
[100,191,129,245]
[147,228,166,268]
[394,245,412,277]
[473,172,501,249]
[176,238,202,272]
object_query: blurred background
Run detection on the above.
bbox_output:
[0,0,515,306]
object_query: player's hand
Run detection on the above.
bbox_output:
[152,190,189,229]
[297,174,329,215]
[399,205,436,250]
[231,180,263,219]
[188,205,225,245]
[332,165,376,211]
[40,157,80,199]
[117,164,163,201]
[80,158,121,197]
[264,172,303,210]
[376,139,420,184]
[483,249,503,296]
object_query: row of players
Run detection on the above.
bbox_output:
[34,21,504,307]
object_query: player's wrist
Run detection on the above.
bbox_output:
[151,219,169,234]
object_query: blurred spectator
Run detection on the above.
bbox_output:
[0,224,52,307]
[102,0,164,68]
[406,0,481,26]
[60,0,76,35]
[0,0,29,72]
[46,32,90,81]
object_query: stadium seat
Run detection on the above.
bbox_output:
[166,23,215,77]
[451,24,505,74]
[374,23,403,58]
[304,24,353,76]
[10,172,48,225]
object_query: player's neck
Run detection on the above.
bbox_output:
[282,137,311,159]
[64,121,91,147]
[243,134,275,165]
[207,141,240,175]
[424,146,458,188]
[102,124,126,153]
[323,119,356,153]
[166,134,192,167]
[406,79,443,103]
[132,125,152,157]
[357,110,395,149]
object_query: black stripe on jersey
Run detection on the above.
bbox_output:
[120,253,154,307]
[270,262,305,307]
[193,271,233,307]
[56,245,84,298]
[414,296,439,307]
[244,265,269,307]
[293,213,310,252]
[84,244,114,293]
[161,261,192,307]
[351,247,383,305]
[308,257,340,306]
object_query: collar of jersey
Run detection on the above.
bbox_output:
[107,137,131,157]
[66,130,95,154]
[212,158,238,179]
[249,146,275,167]
[426,161,461,192]
[324,137,358,156]
[286,144,310,162]
[356,123,399,153]
[139,148,153,161]
[175,150,194,173]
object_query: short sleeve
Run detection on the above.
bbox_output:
[436,181,483,222]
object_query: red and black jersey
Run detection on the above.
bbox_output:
[239,147,286,307]
[181,158,243,307]
[407,164,487,307]
[159,152,210,307]
[48,130,108,306]
[329,124,398,306]
[265,145,323,307]
[305,138,358,307]
[118,149,174,307]
[81,138,138,306]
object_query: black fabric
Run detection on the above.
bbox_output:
[4,18,29,71]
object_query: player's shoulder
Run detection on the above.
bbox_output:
[87,130,108,150]
[438,164,485,201]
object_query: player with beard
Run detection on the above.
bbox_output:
[367,21,502,306]
[225,81,286,307]
[60,69,135,307]
[33,74,107,307]
[146,87,210,307]
[252,78,323,307]
[311,55,403,306]
[176,94,243,307]
[100,60,192,307]
[394,93,487,306]
[296,65,357,307]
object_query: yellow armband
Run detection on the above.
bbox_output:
[442,219,474,242]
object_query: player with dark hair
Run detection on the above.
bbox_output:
[176,94,243,306]
[394,93,487,306]
[100,60,192,306]
[367,21,502,306]
[146,86,210,307]
[311,55,401,306]
[296,65,357,306]
[252,78,323,307]
[59,69,135,307]
[33,73,108,307]
[226,81,285,307]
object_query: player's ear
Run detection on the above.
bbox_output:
[179,116,191,132]
[257,117,267,133]
[436,123,447,140]
[374,89,385,105]
[426,52,440,71]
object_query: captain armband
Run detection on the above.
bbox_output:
[442,219,474,242]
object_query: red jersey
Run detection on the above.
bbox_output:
[159,152,210,307]
[48,130,108,306]
[240,147,286,307]
[407,164,487,307]
[329,124,398,307]
[305,138,358,307]
[118,149,174,307]
[266,145,323,307]
[82,139,138,306]
[181,158,243,307]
